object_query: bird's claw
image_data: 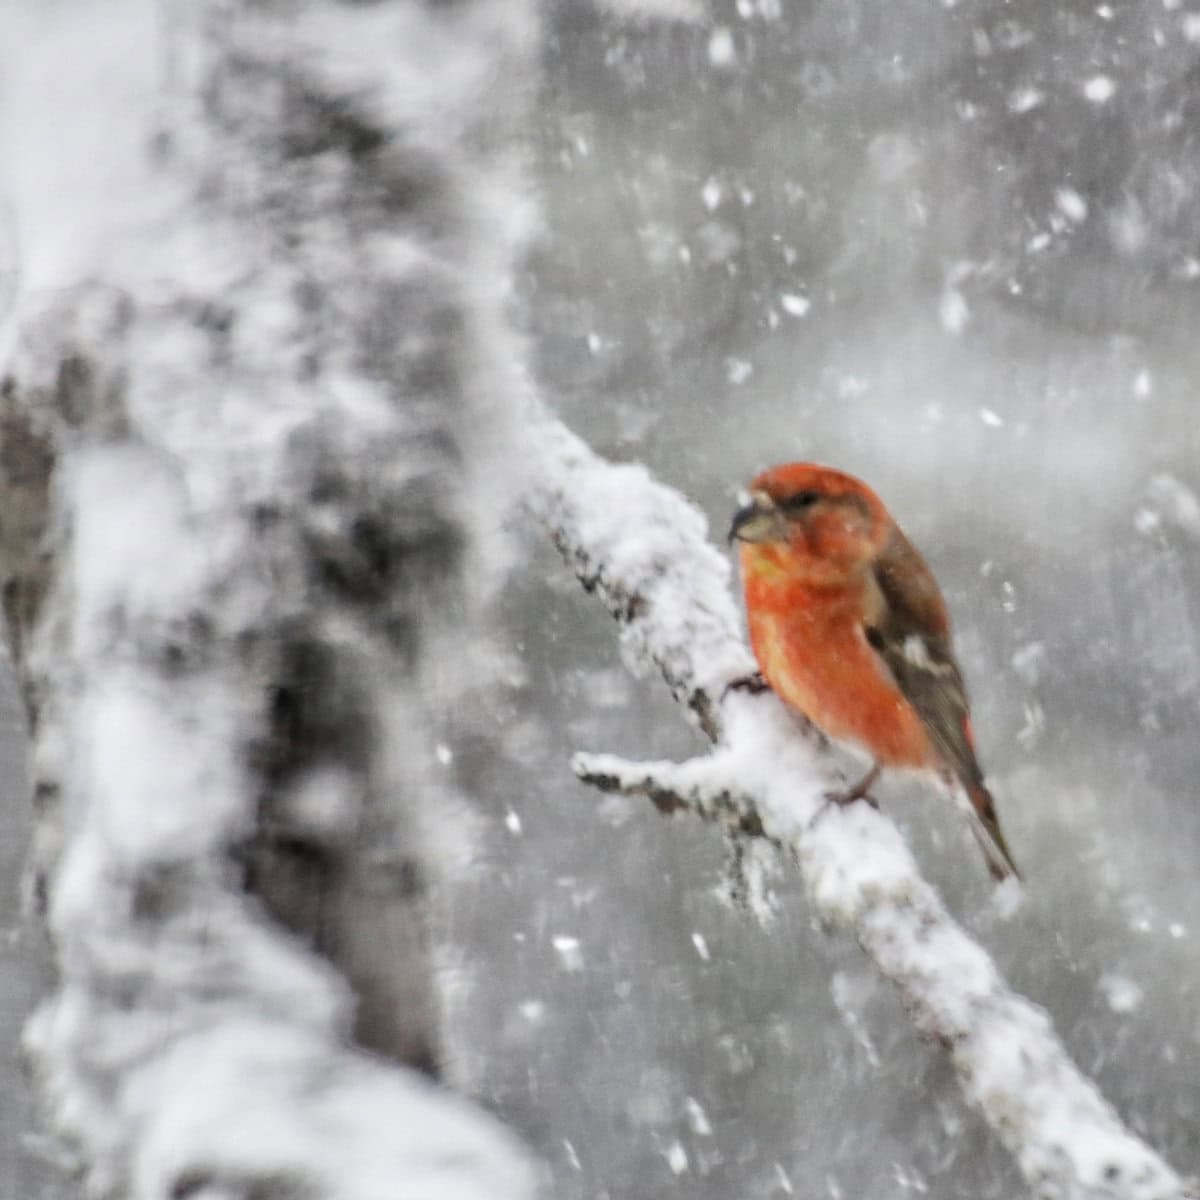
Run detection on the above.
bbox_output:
[822,787,880,811]
[822,763,882,810]
[722,671,771,699]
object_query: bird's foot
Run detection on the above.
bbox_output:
[822,764,882,810]
[722,671,771,699]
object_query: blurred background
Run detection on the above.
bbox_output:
[5,1,1200,1198]
[439,1,1200,1197]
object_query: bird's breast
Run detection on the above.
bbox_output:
[743,579,931,767]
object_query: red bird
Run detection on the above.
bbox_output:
[729,462,1020,881]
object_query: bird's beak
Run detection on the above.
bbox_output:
[728,492,781,544]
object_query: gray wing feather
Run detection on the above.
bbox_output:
[867,532,1020,879]
[866,558,984,790]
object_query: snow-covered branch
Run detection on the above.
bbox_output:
[526,412,1194,1200]
[573,749,773,841]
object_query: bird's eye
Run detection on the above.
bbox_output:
[784,490,821,510]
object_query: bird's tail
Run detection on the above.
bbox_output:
[964,783,1022,883]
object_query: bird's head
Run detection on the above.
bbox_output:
[729,462,890,580]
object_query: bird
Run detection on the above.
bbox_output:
[728,461,1020,882]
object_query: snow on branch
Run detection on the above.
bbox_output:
[527,417,756,742]
[525,410,1194,1200]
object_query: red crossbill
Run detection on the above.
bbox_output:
[730,462,1020,882]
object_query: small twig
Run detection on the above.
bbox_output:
[572,751,775,844]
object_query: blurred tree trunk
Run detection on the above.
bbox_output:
[0,3,536,1197]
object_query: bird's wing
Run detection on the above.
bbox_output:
[864,526,982,790]
[864,527,1021,880]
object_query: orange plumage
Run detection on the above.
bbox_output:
[730,462,1020,882]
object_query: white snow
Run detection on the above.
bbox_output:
[939,289,970,334]
[1056,187,1090,224]
[726,357,754,384]
[0,1,174,296]
[525,415,754,714]
[77,672,248,868]
[552,935,584,972]
[595,0,705,20]
[275,3,539,150]
[1083,75,1116,103]
[830,970,881,1066]
[1133,508,1161,537]
[1099,974,1144,1014]
[684,1096,712,1136]
[66,443,208,642]
[708,27,736,68]
[1011,641,1047,686]
[780,292,811,317]
[665,1140,689,1173]
[1145,473,1200,539]
[1008,86,1045,114]
[123,1022,535,1200]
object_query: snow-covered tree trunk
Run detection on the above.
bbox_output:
[1,3,537,1197]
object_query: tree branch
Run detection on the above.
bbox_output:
[572,749,773,842]
[526,410,1194,1200]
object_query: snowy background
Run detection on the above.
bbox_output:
[4,1,1200,1198]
